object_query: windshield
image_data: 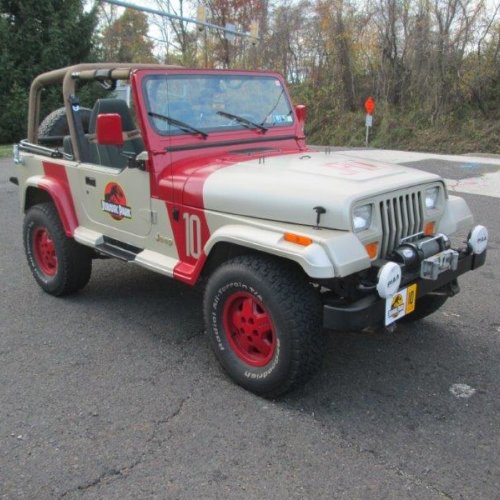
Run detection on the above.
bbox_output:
[143,73,294,136]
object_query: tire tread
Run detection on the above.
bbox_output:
[23,202,91,296]
[204,254,324,398]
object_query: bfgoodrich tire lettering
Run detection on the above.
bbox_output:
[204,255,324,398]
[23,202,92,296]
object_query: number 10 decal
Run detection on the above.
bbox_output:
[183,213,202,258]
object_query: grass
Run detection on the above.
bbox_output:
[306,109,500,155]
[0,144,12,159]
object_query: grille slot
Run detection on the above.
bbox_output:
[379,191,423,257]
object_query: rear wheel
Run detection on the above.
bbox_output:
[204,255,324,398]
[23,202,92,296]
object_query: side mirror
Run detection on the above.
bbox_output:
[96,113,123,146]
[295,104,307,128]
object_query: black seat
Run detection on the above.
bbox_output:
[88,98,144,168]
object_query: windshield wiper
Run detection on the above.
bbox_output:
[216,111,268,132]
[260,87,287,128]
[148,111,208,138]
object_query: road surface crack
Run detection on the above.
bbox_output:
[57,396,189,498]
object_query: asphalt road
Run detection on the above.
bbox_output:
[1,154,499,499]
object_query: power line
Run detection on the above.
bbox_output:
[101,0,257,40]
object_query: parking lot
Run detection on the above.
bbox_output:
[1,153,499,499]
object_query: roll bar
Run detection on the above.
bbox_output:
[27,63,180,161]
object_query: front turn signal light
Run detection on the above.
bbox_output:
[364,242,379,259]
[424,222,435,236]
[284,232,313,246]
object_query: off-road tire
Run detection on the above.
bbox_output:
[204,255,325,398]
[23,202,92,296]
[400,294,448,322]
[38,106,91,139]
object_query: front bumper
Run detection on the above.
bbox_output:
[323,249,486,331]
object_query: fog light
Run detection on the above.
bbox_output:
[376,262,402,299]
[468,225,488,254]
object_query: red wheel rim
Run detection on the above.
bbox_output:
[222,291,276,367]
[32,227,57,277]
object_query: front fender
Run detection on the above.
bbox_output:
[204,224,335,279]
[437,195,474,236]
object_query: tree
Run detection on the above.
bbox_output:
[206,0,264,68]
[0,0,98,143]
[100,8,157,63]
[153,0,198,66]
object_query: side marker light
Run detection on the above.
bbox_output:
[284,232,313,246]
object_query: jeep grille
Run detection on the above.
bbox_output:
[379,191,424,257]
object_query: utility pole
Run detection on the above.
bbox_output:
[196,4,209,67]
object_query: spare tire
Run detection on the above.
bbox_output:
[38,107,91,146]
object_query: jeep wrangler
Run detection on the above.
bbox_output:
[12,63,488,397]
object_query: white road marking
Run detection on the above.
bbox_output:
[339,149,500,166]
[444,171,500,198]
[337,149,500,199]
[449,383,477,399]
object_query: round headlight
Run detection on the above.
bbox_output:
[425,187,440,210]
[353,204,373,232]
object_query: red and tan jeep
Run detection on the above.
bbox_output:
[12,63,488,397]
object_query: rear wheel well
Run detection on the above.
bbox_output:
[24,187,53,212]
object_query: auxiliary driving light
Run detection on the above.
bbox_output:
[468,225,488,255]
[376,262,402,299]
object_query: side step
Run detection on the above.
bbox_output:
[73,226,178,277]
[95,237,142,262]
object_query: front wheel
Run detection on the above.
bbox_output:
[203,255,324,398]
[23,202,92,296]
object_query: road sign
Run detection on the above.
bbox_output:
[365,114,373,127]
[364,96,375,115]
[225,23,236,42]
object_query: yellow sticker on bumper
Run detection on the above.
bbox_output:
[406,284,417,314]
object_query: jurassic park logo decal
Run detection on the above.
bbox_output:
[384,283,417,326]
[101,182,132,221]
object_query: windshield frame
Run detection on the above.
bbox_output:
[140,69,295,139]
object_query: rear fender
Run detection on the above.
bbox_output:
[24,175,78,236]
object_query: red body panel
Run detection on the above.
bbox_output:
[39,162,79,236]
[130,69,308,285]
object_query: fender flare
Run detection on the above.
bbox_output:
[436,195,474,235]
[25,175,78,236]
[204,224,335,279]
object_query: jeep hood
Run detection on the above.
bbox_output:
[188,151,442,230]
